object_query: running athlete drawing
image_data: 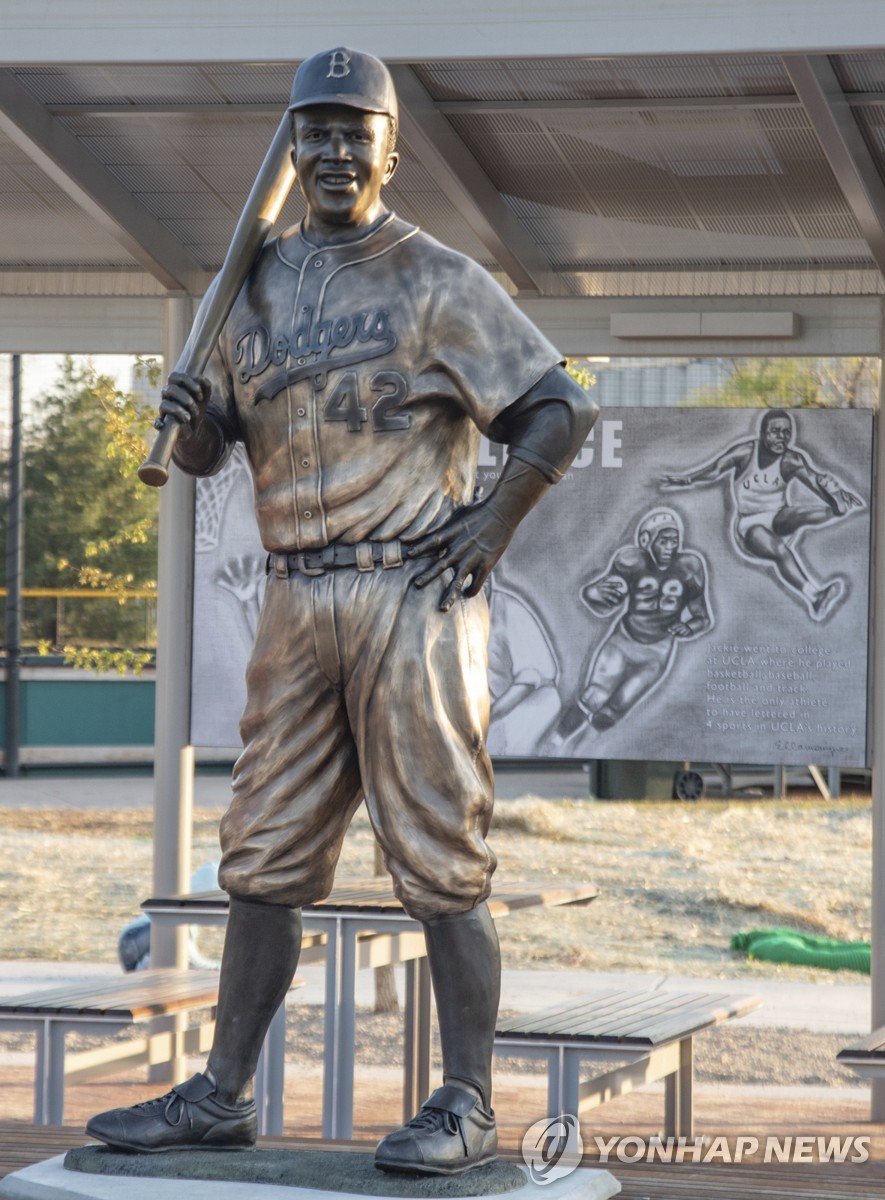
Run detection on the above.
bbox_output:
[549,507,712,746]
[659,408,862,621]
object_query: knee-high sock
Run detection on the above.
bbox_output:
[422,903,500,1111]
[207,896,302,1104]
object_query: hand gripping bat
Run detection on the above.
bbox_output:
[138,114,296,487]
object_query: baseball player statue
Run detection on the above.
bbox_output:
[87,47,595,1175]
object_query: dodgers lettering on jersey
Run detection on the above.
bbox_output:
[199,214,561,552]
[586,546,705,644]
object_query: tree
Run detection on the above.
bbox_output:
[690,356,879,410]
[20,357,159,668]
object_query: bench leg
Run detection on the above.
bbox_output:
[321,918,358,1140]
[255,1001,286,1137]
[33,1020,50,1125]
[47,1023,69,1126]
[663,1039,694,1139]
[546,1046,582,1117]
[403,957,432,1121]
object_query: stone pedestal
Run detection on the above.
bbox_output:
[0,1147,621,1200]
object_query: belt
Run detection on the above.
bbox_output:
[268,539,416,578]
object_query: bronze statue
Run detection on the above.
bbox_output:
[87,47,596,1176]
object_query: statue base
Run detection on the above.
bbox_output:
[0,1147,621,1200]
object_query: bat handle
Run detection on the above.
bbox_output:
[138,415,183,487]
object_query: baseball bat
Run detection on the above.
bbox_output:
[138,113,296,487]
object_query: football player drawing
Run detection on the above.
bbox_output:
[659,408,862,621]
[549,508,712,746]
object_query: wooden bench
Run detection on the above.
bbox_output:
[0,925,419,1130]
[494,987,762,1137]
[837,1028,885,1079]
[0,968,229,1125]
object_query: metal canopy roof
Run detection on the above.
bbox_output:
[2,46,885,302]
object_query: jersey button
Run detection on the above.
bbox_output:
[301,458,310,467]
[297,408,306,417]
[303,511,312,519]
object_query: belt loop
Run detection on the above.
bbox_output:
[273,553,288,580]
[382,541,404,569]
[356,543,375,573]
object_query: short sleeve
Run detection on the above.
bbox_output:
[423,255,563,435]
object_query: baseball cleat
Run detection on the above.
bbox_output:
[374,1085,497,1176]
[85,1071,256,1154]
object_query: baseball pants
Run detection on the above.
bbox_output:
[218,549,496,922]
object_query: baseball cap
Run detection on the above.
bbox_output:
[288,48,398,123]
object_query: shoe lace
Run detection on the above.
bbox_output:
[130,1091,188,1128]
[405,1106,466,1153]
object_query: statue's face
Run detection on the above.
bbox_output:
[293,105,397,231]
[650,527,679,567]
[762,416,792,455]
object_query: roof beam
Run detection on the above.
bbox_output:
[3,0,885,63]
[784,55,885,280]
[389,65,552,295]
[0,70,205,292]
[46,94,809,118]
[44,92,885,119]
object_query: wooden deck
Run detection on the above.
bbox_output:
[3,1071,885,1198]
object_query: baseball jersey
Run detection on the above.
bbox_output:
[583,547,706,644]
[186,213,562,552]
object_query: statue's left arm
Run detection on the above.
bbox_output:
[408,365,597,611]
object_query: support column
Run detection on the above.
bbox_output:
[150,293,195,1083]
[872,301,885,1120]
[5,354,23,778]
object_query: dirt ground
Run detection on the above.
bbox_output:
[0,793,873,1090]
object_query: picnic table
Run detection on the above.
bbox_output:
[142,878,598,1138]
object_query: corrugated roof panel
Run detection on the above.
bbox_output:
[794,213,863,239]
[163,217,242,246]
[202,64,294,103]
[700,213,798,238]
[0,165,32,193]
[105,162,212,193]
[135,191,235,221]
[97,67,224,104]
[162,135,267,174]
[686,186,784,217]
[850,103,885,161]
[77,134,183,165]
[13,67,128,105]
[758,125,827,160]
[487,161,585,195]
[416,54,794,102]
[0,204,137,267]
[591,193,701,228]
[832,53,885,93]
[786,188,856,216]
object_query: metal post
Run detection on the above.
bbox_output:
[150,295,195,1083]
[5,354,23,778]
[872,307,885,1120]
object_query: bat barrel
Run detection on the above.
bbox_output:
[137,113,295,489]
